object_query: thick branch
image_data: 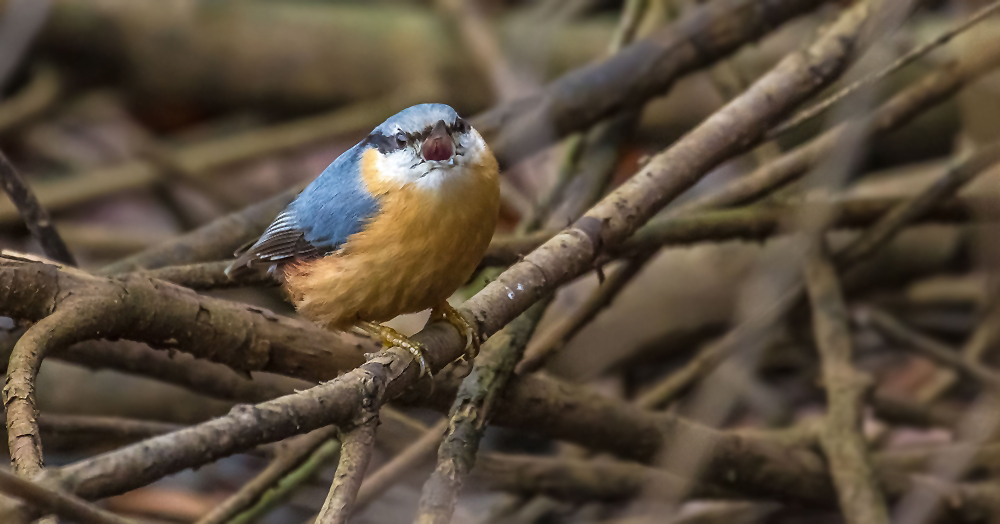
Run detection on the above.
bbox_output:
[0,0,897,512]
[0,258,374,382]
[5,305,109,476]
[474,0,830,166]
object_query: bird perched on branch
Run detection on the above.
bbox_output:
[226,103,500,376]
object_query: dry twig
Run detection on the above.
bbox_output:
[195,427,338,524]
[804,243,889,524]
[0,151,74,265]
[315,380,385,524]
[0,0,928,518]
[768,0,1000,139]
[0,469,133,524]
[355,419,447,511]
[673,43,1000,215]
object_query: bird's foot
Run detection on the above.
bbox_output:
[356,321,431,378]
[430,302,480,362]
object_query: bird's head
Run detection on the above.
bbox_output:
[363,103,494,193]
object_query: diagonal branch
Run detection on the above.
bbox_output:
[194,427,338,524]
[314,368,386,524]
[355,418,447,511]
[0,468,133,524]
[2,0,894,512]
[672,42,1000,215]
[415,303,548,524]
[314,419,378,524]
[768,0,1000,139]
[0,150,74,265]
[475,0,830,166]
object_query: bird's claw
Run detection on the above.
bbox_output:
[431,302,480,362]
[356,321,432,379]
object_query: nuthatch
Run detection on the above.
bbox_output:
[227,104,500,375]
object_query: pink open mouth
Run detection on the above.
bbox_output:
[422,137,454,162]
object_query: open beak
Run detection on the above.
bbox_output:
[421,120,454,162]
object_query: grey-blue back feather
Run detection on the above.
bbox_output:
[226,142,380,273]
[226,103,462,276]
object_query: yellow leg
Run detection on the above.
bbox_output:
[355,321,431,378]
[430,302,480,362]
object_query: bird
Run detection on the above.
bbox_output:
[226,103,500,377]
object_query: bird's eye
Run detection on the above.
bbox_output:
[454,118,469,133]
[394,131,407,147]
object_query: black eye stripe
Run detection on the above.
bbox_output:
[365,118,469,154]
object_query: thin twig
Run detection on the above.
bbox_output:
[355,418,447,510]
[767,0,1000,139]
[228,439,342,524]
[837,141,1000,267]
[315,415,380,524]
[804,242,889,524]
[0,93,412,226]
[0,0,888,513]
[194,427,337,524]
[914,297,1000,403]
[0,65,59,133]
[99,186,301,274]
[673,43,1000,215]
[418,2,655,517]
[37,414,182,441]
[415,302,549,524]
[434,0,525,101]
[0,468,134,524]
[636,139,1000,411]
[859,307,1000,390]
[517,251,654,374]
[0,150,74,265]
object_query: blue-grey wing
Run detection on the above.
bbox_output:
[226,144,380,275]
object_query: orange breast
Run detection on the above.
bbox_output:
[284,147,500,329]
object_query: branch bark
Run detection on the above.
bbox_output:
[415,303,547,524]
[0,469,133,524]
[0,258,374,382]
[194,427,337,524]
[804,243,889,524]
[355,419,447,511]
[672,42,1000,215]
[0,0,911,515]
[0,150,74,265]
[314,368,386,524]
[475,0,831,166]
